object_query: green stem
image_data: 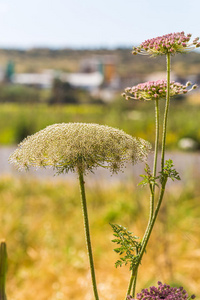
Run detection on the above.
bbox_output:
[134,179,167,272]
[127,55,171,298]
[132,54,171,291]
[78,169,100,300]
[126,271,135,297]
[125,180,167,299]
[131,267,138,297]
[127,99,160,299]
[153,99,159,192]
[0,241,7,300]
[150,98,160,219]
[161,53,171,171]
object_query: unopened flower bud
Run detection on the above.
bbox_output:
[192,84,197,89]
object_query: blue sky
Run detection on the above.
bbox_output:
[0,0,200,48]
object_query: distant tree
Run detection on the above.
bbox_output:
[49,78,79,104]
[0,84,40,103]
[4,60,15,83]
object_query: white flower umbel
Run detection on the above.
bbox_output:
[9,122,151,174]
[9,122,151,300]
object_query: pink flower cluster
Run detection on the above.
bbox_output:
[127,281,196,300]
[132,32,200,56]
[122,80,197,101]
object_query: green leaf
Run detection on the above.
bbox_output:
[160,159,181,184]
[110,223,141,271]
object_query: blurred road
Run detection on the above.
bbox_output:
[1,146,200,185]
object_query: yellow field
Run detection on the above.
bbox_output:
[0,176,199,300]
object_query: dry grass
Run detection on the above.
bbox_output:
[0,176,199,299]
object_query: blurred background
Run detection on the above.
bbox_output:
[0,0,200,299]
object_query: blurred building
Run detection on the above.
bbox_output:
[80,55,117,85]
[12,70,56,89]
[62,72,103,90]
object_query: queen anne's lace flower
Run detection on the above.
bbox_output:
[132,32,200,56]
[9,123,151,174]
[122,80,197,101]
[127,281,196,300]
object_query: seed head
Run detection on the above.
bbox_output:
[132,32,200,56]
[127,281,195,300]
[9,123,151,174]
[123,80,197,101]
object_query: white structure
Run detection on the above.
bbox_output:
[62,72,103,90]
[12,69,104,91]
[12,70,56,88]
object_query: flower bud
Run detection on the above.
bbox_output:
[192,84,197,89]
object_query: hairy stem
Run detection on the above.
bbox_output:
[0,241,7,300]
[153,99,160,194]
[127,55,171,298]
[149,98,160,220]
[133,179,167,275]
[131,263,138,297]
[78,169,99,300]
[127,99,160,299]
[161,53,171,171]
[126,271,135,297]
[129,179,167,299]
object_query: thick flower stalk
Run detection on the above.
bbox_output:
[10,122,151,300]
[122,80,197,101]
[9,123,151,174]
[127,281,196,300]
[132,31,200,56]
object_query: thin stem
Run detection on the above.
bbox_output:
[127,55,171,297]
[125,180,167,299]
[134,180,167,272]
[126,271,135,298]
[150,98,160,219]
[131,262,138,297]
[153,99,159,192]
[78,169,100,300]
[0,241,7,300]
[127,99,160,298]
[161,53,171,171]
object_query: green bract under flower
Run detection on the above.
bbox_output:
[9,123,151,174]
[122,80,197,101]
[132,32,200,56]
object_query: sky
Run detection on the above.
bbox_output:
[0,0,200,49]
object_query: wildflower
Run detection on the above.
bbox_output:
[127,281,196,300]
[132,32,200,56]
[9,123,151,174]
[122,79,197,101]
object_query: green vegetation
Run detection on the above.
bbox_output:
[0,176,199,300]
[0,48,200,76]
[0,81,99,105]
[0,100,199,148]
